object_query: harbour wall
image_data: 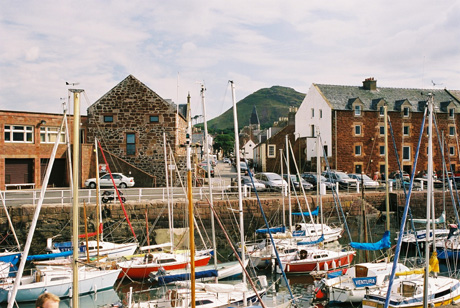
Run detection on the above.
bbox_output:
[0,190,451,256]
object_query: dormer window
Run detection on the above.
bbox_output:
[403,107,410,117]
[379,106,384,116]
[449,108,455,119]
[355,105,361,116]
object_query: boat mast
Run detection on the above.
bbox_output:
[230,81,247,302]
[163,131,174,248]
[423,94,434,308]
[95,138,102,251]
[384,104,390,261]
[285,135,292,230]
[186,93,196,308]
[71,89,82,308]
[200,84,218,279]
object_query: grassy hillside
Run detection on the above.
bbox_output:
[206,86,305,134]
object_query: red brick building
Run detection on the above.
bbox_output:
[296,78,460,177]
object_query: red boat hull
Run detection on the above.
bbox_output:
[118,255,211,279]
[284,252,355,273]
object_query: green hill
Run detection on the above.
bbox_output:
[206,86,305,133]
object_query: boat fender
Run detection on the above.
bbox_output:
[332,260,336,269]
[299,250,308,260]
[324,262,329,271]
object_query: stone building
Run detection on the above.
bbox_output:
[295,78,460,176]
[86,75,187,187]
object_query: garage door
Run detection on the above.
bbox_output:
[5,159,34,184]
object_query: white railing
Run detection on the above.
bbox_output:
[0,184,250,206]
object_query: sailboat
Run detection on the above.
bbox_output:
[362,94,460,308]
[129,83,267,308]
[3,91,121,307]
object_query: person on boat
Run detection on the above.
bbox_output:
[36,292,60,308]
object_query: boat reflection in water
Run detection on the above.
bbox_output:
[0,288,121,308]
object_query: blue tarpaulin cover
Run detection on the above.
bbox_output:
[27,250,73,261]
[292,207,319,216]
[255,226,286,234]
[157,269,218,285]
[350,230,391,251]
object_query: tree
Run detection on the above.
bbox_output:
[213,134,234,156]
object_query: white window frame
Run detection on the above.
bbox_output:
[40,127,66,144]
[403,146,411,161]
[379,106,384,117]
[4,125,34,143]
[354,105,361,116]
[449,108,455,119]
[355,125,361,135]
[450,146,455,156]
[403,125,409,136]
[355,145,362,156]
[379,145,385,156]
[449,126,456,136]
[267,144,276,158]
[403,107,409,117]
[379,126,385,136]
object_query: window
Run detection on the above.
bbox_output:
[355,125,361,135]
[380,146,385,155]
[319,109,323,119]
[403,125,409,136]
[355,105,361,116]
[450,126,456,136]
[4,125,33,143]
[126,133,136,155]
[268,145,276,158]
[450,146,455,156]
[403,146,411,161]
[355,164,362,174]
[311,125,315,137]
[379,106,384,116]
[311,108,315,118]
[40,127,66,144]
[150,115,159,123]
[379,126,385,135]
[449,108,455,119]
[355,145,362,156]
[403,107,410,117]
[104,115,113,123]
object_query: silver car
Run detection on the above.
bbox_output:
[85,173,135,189]
[254,172,288,192]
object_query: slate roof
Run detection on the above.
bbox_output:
[314,84,460,112]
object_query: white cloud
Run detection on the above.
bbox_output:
[1,0,459,120]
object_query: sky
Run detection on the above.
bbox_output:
[1,1,460,120]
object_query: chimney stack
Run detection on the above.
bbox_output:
[363,77,377,91]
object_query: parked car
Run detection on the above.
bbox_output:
[348,173,380,189]
[241,176,266,191]
[223,157,231,164]
[239,162,249,175]
[254,172,288,192]
[282,174,313,191]
[321,170,358,189]
[301,172,334,189]
[84,173,135,189]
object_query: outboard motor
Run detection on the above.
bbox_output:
[447,224,458,240]
[314,278,328,300]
